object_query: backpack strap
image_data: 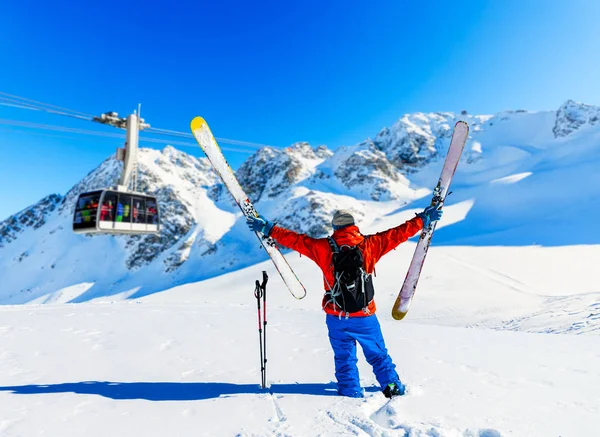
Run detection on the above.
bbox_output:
[325,236,341,310]
[327,236,339,254]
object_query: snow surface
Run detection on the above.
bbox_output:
[0,242,599,436]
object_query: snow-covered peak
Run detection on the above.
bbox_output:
[236,143,330,202]
[553,100,600,138]
[154,145,212,175]
[0,145,234,304]
[0,194,63,249]
[372,114,446,170]
[60,146,216,216]
[311,141,413,201]
[234,147,284,202]
[315,144,333,159]
[285,141,332,160]
[371,111,494,172]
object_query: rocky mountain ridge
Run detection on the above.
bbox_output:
[0,99,597,303]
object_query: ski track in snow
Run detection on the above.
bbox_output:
[319,393,505,437]
[439,251,543,297]
[437,252,600,334]
[0,299,598,436]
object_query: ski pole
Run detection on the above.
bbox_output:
[254,278,265,389]
[261,271,268,389]
[254,281,265,388]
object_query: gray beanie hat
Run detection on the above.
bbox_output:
[332,210,355,228]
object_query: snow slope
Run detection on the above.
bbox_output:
[0,242,599,436]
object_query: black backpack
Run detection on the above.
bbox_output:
[326,237,374,313]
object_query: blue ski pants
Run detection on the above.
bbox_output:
[325,313,399,397]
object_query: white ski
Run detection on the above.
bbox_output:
[190,117,307,300]
[392,121,469,320]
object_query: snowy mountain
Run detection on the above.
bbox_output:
[234,142,333,202]
[0,194,63,248]
[0,100,599,304]
[553,99,600,137]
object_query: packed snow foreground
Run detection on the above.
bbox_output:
[0,248,598,436]
[0,101,599,436]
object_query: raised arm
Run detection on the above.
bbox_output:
[367,205,443,261]
[367,216,424,261]
[246,215,328,264]
[270,226,327,262]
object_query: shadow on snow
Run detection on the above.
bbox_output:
[0,381,381,401]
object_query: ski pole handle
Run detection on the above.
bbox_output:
[254,280,262,299]
[261,271,268,291]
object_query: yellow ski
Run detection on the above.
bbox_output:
[190,117,306,299]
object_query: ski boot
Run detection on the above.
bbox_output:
[383,382,406,398]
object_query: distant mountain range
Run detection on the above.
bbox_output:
[1,100,598,304]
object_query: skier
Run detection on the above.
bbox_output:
[246,206,442,398]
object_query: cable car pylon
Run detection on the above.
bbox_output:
[73,109,160,235]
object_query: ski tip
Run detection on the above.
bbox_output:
[453,120,470,138]
[391,310,408,321]
[190,116,208,132]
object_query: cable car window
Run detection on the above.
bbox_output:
[132,197,146,224]
[146,198,158,225]
[117,194,132,223]
[73,192,101,230]
[100,192,118,222]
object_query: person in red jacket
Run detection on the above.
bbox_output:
[247,206,442,398]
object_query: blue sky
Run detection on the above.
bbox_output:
[1,0,599,220]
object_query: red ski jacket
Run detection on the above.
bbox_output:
[270,216,423,317]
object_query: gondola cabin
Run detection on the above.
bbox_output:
[73,190,160,234]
